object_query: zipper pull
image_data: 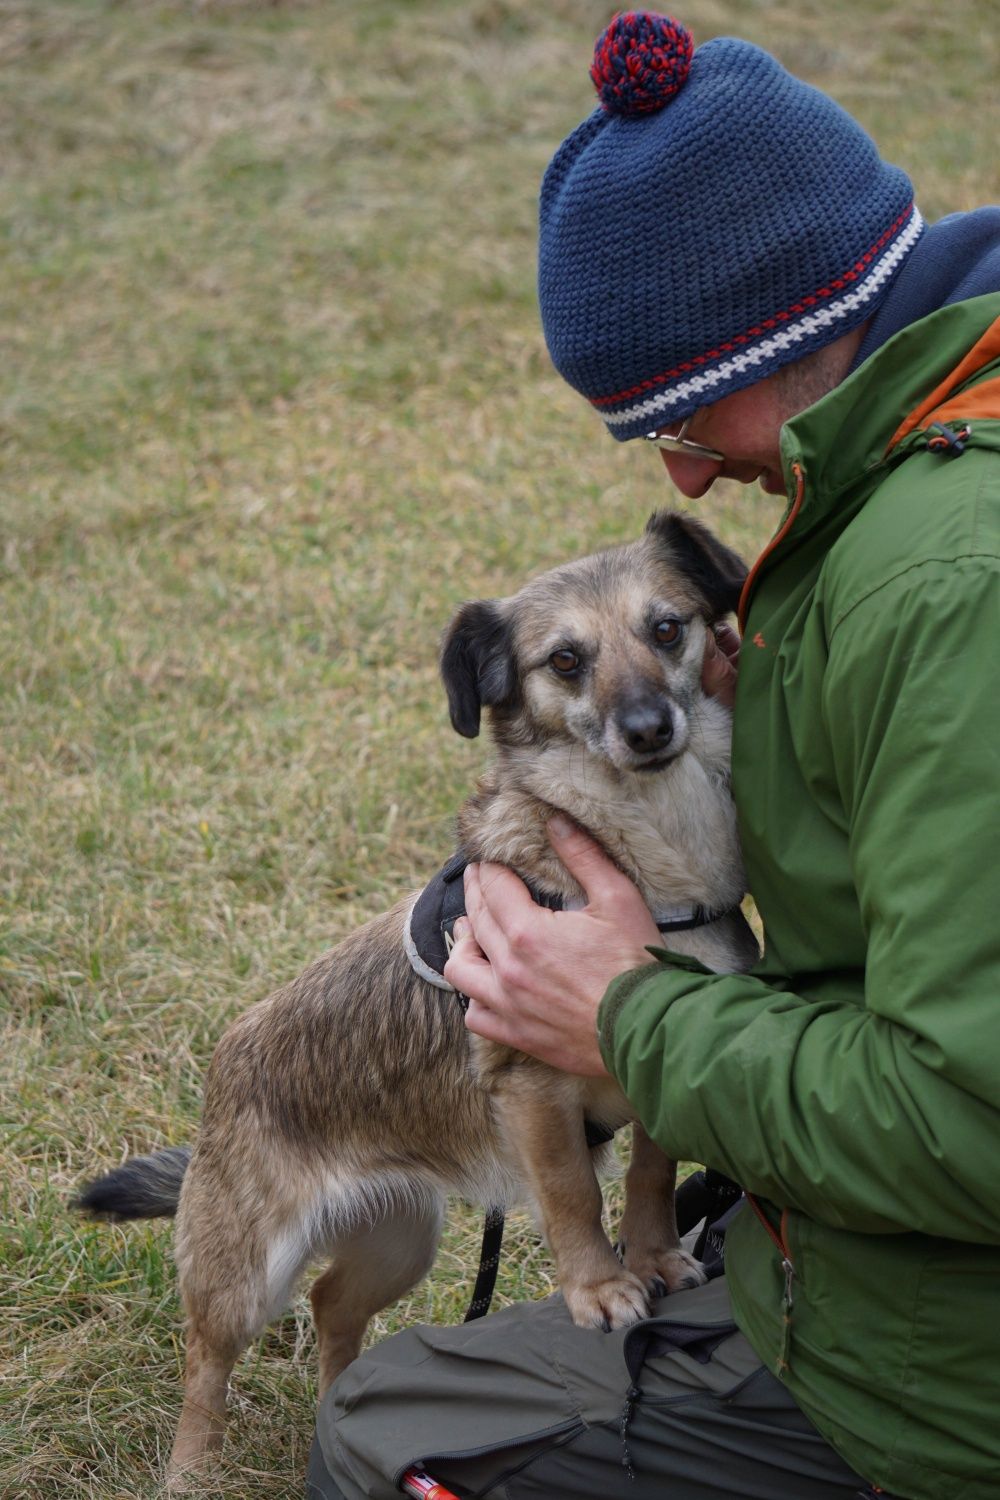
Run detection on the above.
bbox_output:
[776,1255,796,1378]
[782,1255,795,1312]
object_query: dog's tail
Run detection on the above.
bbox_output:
[74,1145,191,1220]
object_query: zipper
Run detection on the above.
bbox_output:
[736,462,806,634]
[745,1193,796,1378]
[393,1418,586,1491]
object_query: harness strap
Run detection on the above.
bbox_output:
[405,851,744,995]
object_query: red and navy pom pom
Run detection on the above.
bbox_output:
[590,12,693,116]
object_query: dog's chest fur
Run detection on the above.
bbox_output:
[460,693,745,936]
[457,692,756,1118]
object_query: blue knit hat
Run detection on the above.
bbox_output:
[538,13,923,441]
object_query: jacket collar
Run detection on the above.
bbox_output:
[778,292,1000,515]
[735,294,1000,632]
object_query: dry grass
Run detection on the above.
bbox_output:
[1,0,997,1494]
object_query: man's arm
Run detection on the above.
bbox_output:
[603,560,1000,1242]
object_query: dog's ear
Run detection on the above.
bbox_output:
[440,599,518,739]
[645,510,748,619]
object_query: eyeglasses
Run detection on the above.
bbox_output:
[644,414,725,464]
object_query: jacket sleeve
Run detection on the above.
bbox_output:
[599,557,1000,1242]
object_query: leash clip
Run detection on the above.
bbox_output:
[926,420,971,455]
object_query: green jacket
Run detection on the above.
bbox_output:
[599,293,1000,1500]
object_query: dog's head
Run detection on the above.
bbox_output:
[440,511,746,775]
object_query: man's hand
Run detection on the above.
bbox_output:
[443,816,661,1076]
[702,622,740,708]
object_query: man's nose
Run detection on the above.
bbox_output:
[658,448,722,498]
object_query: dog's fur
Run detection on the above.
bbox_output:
[78,510,758,1488]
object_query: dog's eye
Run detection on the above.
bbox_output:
[654,618,684,648]
[549,649,580,676]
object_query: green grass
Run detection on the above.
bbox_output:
[2,0,997,1494]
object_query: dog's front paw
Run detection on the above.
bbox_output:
[563,1272,650,1331]
[624,1246,707,1297]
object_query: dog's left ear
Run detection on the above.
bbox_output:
[440,598,518,739]
[645,510,748,619]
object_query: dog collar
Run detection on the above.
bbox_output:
[403,851,742,993]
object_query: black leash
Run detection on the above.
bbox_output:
[463,1118,618,1322]
[464,1206,506,1321]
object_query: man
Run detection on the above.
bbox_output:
[309,14,1000,1498]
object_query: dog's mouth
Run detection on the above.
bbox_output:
[602,737,687,775]
[629,750,680,773]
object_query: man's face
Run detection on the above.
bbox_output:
[652,327,865,500]
[654,376,801,500]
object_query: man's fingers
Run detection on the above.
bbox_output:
[466,861,552,958]
[470,861,537,917]
[462,994,516,1048]
[702,628,738,707]
[714,621,742,663]
[450,916,484,962]
[463,863,509,955]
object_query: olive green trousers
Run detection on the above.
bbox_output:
[307,1276,882,1499]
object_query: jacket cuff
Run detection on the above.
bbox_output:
[597,950,714,1073]
[597,959,665,1070]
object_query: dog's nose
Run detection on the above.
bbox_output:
[620,705,674,754]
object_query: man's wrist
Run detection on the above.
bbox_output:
[597,959,664,1069]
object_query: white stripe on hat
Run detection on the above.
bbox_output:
[601,208,925,430]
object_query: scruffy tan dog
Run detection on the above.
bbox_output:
[79,510,757,1488]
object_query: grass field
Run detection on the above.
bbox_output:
[2,1,997,1495]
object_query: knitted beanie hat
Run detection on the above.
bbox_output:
[538,13,923,441]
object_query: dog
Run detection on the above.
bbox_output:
[78,510,758,1488]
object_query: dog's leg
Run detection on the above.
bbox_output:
[493,1076,648,1331]
[170,1270,287,1494]
[167,1325,244,1491]
[167,1178,314,1491]
[310,1193,444,1393]
[618,1123,706,1295]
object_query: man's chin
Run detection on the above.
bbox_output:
[759,469,788,496]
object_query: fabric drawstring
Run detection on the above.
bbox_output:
[926,420,971,455]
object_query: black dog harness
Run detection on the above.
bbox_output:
[403,851,743,1320]
[404,851,742,1002]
